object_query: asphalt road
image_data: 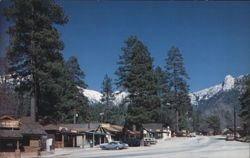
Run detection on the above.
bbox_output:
[46,136,250,158]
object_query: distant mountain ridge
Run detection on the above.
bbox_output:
[1,73,248,110]
[80,74,249,108]
[189,74,249,129]
[78,87,128,105]
[189,74,248,107]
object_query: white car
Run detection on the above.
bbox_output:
[190,132,196,137]
[226,134,234,141]
[100,141,129,150]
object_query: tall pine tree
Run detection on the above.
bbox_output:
[155,66,168,100]
[154,66,173,127]
[59,56,89,123]
[100,74,114,123]
[4,0,68,121]
[165,46,192,132]
[116,36,160,130]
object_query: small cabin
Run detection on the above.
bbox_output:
[0,116,22,158]
[43,123,99,148]
[0,115,46,158]
[142,123,171,140]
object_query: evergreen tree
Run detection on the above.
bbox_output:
[116,36,160,130]
[239,79,250,134]
[100,74,115,123]
[88,102,104,122]
[4,0,68,121]
[0,56,30,117]
[206,115,221,135]
[165,46,192,132]
[154,66,172,126]
[58,56,89,123]
[192,109,201,132]
[0,77,19,116]
[154,66,168,100]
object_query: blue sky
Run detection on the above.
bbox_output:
[1,1,250,92]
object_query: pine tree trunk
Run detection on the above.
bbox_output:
[30,5,37,122]
[30,92,36,122]
[30,73,39,122]
[176,110,179,132]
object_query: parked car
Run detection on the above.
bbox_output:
[189,132,196,137]
[144,137,157,145]
[176,130,187,137]
[123,138,141,147]
[226,134,234,141]
[100,141,129,150]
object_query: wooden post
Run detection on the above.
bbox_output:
[73,109,76,124]
[99,136,101,145]
[72,136,75,147]
[62,134,64,148]
[92,133,95,147]
[83,134,86,148]
[15,140,21,158]
[16,140,19,150]
[30,95,36,122]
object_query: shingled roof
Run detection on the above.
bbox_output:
[0,129,22,139]
[43,124,59,131]
[0,116,46,139]
[19,117,46,135]
[43,123,100,133]
[98,124,123,133]
[142,123,163,132]
[20,123,47,135]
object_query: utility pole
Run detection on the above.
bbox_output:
[73,109,78,124]
[233,104,236,140]
[100,113,104,123]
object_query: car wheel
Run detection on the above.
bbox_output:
[116,146,119,150]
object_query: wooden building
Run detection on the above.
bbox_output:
[43,123,99,148]
[95,123,141,146]
[142,123,171,140]
[43,123,141,149]
[0,116,22,158]
[0,115,46,158]
[94,123,124,144]
[20,117,47,157]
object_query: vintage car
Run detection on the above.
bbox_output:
[100,141,129,150]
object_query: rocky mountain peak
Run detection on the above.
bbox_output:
[189,74,248,106]
[222,75,235,91]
